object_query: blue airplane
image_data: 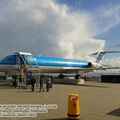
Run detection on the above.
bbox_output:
[0,51,119,76]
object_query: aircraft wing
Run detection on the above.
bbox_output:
[62,67,94,73]
[93,66,120,71]
[62,66,120,73]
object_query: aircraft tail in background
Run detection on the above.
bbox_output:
[91,51,120,63]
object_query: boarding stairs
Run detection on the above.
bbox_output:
[18,53,40,87]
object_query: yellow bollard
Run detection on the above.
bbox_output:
[68,94,80,120]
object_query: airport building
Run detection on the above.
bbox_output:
[101,75,120,83]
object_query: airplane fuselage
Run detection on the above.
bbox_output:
[0,52,93,74]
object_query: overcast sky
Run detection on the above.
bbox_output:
[0,0,120,66]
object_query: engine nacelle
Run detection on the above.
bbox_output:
[92,62,102,68]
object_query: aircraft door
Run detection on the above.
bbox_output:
[16,54,26,70]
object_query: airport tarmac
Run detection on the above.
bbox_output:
[0,81,119,120]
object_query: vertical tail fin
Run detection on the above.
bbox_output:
[96,52,105,63]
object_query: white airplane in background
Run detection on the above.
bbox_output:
[0,51,120,78]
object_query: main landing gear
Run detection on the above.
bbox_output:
[75,73,81,79]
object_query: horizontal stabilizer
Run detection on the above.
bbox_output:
[91,50,120,63]
[91,51,120,55]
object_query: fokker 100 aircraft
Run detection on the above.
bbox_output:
[0,51,120,77]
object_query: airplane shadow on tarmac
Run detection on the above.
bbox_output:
[107,107,120,117]
[46,118,67,120]
[55,83,108,88]
[79,84,108,88]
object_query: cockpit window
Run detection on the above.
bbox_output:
[1,55,16,62]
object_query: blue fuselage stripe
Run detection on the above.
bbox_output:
[0,55,91,68]
[24,56,90,68]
